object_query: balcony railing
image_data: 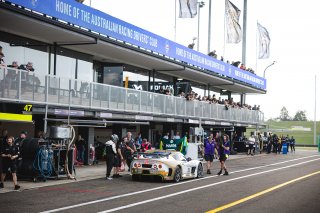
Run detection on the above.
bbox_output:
[0,67,264,124]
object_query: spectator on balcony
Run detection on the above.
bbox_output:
[158,85,165,94]
[75,0,85,3]
[220,56,224,62]
[188,43,195,49]
[4,61,19,96]
[177,89,185,98]
[252,105,257,110]
[240,63,246,70]
[208,50,218,59]
[19,62,34,73]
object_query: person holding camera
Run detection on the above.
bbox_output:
[217,134,230,176]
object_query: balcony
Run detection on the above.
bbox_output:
[0,67,264,125]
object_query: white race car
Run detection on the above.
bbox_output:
[131,150,204,182]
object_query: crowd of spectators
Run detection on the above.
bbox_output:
[157,85,260,111]
[207,50,256,75]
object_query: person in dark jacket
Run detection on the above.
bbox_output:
[290,136,296,152]
[0,136,20,190]
[105,134,118,180]
[75,134,86,162]
[106,134,119,180]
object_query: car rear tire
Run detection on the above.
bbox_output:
[174,167,181,182]
[197,163,203,178]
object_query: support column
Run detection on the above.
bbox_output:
[173,77,177,96]
[152,69,155,92]
[241,94,246,106]
[148,70,151,91]
[53,42,57,75]
[79,127,95,165]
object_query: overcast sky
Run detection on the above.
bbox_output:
[85,0,320,121]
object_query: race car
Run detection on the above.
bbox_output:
[130,150,203,182]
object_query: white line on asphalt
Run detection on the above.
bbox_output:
[40,155,319,213]
[97,158,320,213]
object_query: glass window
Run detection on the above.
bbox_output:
[103,66,123,87]
[77,60,93,82]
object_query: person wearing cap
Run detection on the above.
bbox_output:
[203,133,218,174]
[105,134,118,180]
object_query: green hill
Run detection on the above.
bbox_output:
[263,121,320,145]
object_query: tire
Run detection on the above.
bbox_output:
[173,167,181,183]
[197,163,203,178]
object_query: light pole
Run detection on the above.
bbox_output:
[197,1,205,51]
[263,61,276,78]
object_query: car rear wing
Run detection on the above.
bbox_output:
[133,151,171,159]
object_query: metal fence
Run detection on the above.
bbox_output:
[0,67,264,124]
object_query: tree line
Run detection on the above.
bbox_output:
[279,107,308,121]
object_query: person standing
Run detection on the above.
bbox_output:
[173,132,181,140]
[163,132,170,140]
[217,134,230,176]
[135,133,142,152]
[125,132,136,171]
[290,136,296,152]
[203,133,217,174]
[258,133,263,154]
[105,134,118,180]
[113,139,124,178]
[0,136,20,190]
[141,139,151,152]
[75,134,86,163]
[277,136,282,154]
[0,129,9,175]
[247,135,255,156]
[267,133,272,154]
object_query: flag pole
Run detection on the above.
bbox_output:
[223,0,226,57]
[242,0,247,65]
[174,0,177,41]
[197,2,200,51]
[314,75,317,145]
[255,20,258,72]
[207,0,212,53]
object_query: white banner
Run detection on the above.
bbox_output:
[257,23,271,59]
[225,0,242,43]
[179,0,197,18]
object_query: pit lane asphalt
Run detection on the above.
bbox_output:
[0,151,319,213]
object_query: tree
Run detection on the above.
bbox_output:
[293,110,308,121]
[279,107,291,121]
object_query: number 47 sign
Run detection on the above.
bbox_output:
[23,104,33,112]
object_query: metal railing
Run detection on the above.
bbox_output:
[0,67,264,124]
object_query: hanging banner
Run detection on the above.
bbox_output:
[5,0,266,89]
